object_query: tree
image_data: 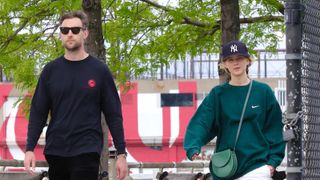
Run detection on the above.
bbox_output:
[82,0,109,177]
[220,0,241,82]
[0,0,285,86]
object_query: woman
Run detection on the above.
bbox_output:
[184,40,285,179]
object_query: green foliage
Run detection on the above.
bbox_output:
[240,0,284,57]
[0,0,81,90]
[0,0,285,87]
[100,0,284,81]
[103,0,221,81]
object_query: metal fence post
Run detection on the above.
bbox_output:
[285,0,303,179]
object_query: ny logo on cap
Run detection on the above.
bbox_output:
[230,44,238,53]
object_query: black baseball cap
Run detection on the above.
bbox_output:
[222,40,250,61]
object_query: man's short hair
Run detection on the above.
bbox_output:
[59,11,89,28]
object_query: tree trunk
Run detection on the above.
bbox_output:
[219,0,240,83]
[82,0,106,62]
[82,0,109,179]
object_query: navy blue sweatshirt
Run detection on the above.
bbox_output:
[26,55,126,156]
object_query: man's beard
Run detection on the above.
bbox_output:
[63,41,81,52]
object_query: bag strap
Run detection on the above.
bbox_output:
[233,80,253,151]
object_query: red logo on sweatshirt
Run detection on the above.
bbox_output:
[88,79,96,88]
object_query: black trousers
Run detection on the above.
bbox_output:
[45,152,100,180]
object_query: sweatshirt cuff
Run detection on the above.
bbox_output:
[115,144,126,155]
[267,159,278,168]
[26,145,35,152]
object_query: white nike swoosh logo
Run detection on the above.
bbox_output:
[252,105,259,108]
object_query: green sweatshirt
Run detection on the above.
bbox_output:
[184,80,285,179]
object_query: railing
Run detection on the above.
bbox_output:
[0,159,210,180]
[132,49,287,80]
[0,160,47,167]
[0,50,287,82]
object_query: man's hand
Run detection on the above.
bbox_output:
[24,151,36,175]
[116,155,128,180]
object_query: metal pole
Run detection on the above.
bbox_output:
[285,0,303,179]
[183,57,186,79]
[191,56,194,79]
[208,54,211,78]
[160,64,164,80]
[257,51,261,78]
[200,54,203,79]
[264,53,267,78]
[174,60,177,79]
[165,64,168,79]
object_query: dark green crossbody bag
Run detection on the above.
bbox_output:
[211,80,252,178]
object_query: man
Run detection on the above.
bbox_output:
[24,11,128,180]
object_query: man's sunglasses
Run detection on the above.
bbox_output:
[60,27,86,35]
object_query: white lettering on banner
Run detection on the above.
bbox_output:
[230,44,238,53]
[6,101,25,160]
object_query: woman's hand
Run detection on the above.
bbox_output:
[191,153,202,161]
[267,165,275,176]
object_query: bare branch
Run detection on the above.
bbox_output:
[181,15,283,35]
[182,17,211,27]
[203,24,220,36]
[139,0,283,29]
[139,0,211,27]
[139,0,171,11]
[202,15,283,36]
[240,15,283,23]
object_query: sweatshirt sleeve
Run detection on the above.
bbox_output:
[184,91,217,160]
[264,87,286,167]
[101,65,126,154]
[26,67,51,152]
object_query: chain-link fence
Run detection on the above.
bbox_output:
[301,0,320,179]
